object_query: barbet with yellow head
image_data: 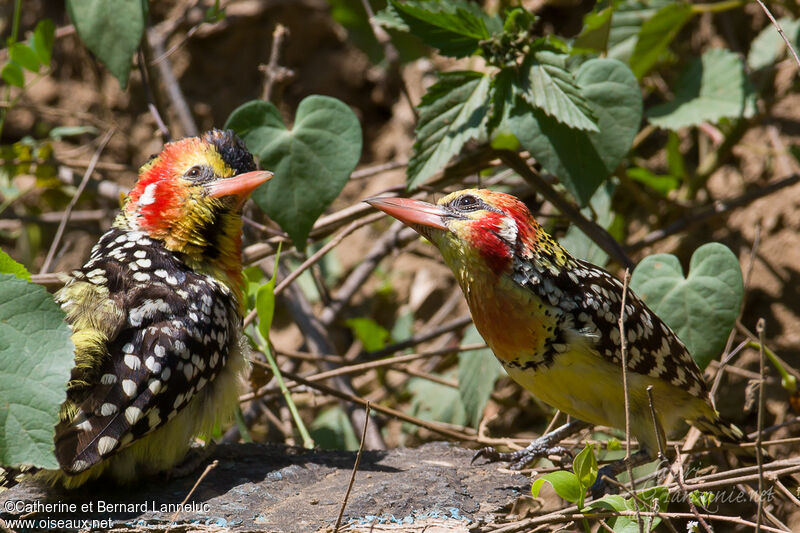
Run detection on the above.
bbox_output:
[368,189,746,474]
[49,130,271,488]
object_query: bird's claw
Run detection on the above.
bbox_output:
[472,443,573,470]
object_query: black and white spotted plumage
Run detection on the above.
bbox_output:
[55,228,240,474]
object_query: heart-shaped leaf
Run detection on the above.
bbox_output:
[630,243,743,369]
[225,96,362,249]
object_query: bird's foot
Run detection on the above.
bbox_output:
[473,440,573,470]
[472,420,592,470]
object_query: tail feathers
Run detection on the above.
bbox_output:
[693,415,745,446]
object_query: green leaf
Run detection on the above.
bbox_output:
[626,167,680,196]
[647,49,746,131]
[407,71,490,189]
[31,19,56,66]
[561,181,616,265]
[630,243,744,369]
[0,274,74,469]
[506,58,641,204]
[689,489,715,508]
[628,2,693,79]
[1,62,24,87]
[521,51,598,132]
[255,246,282,340]
[226,96,362,249]
[0,250,30,280]
[387,0,497,57]
[9,43,40,73]
[48,125,99,140]
[573,6,614,52]
[572,443,598,495]
[346,318,390,352]
[748,17,800,71]
[607,0,674,63]
[531,470,582,504]
[310,407,360,450]
[66,0,147,88]
[407,372,467,428]
[458,325,503,428]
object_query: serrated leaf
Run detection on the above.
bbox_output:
[647,49,746,130]
[630,243,744,369]
[628,2,693,79]
[505,58,642,204]
[407,71,490,189]
[458,326,503,428]
[1,63,24,87]
[346,318,390,352]
[573,6,614,52]
[66,0,147,88]
[748,17,800,71]
[0,274,74,469]
[9,43,40,73]
[0,249,30,280]
[226,96,362,249]
[32,19,56,66]
[387,0,498,57]
[531,470,582,503]
[607,0,674,63]
[521,51,598,132]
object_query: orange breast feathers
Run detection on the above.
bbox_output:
[464,275,553,364]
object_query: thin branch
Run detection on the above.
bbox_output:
[334,402,370,532]
[756,318,767,532]
[40,129,115,274]
[260,24,293,102]
[755,0,800,69]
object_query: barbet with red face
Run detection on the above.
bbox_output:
[49,130,271,488]
[368,189,745,472]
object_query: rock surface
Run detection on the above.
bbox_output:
[0,442,529,532]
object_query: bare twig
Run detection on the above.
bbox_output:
[755,0,800,69]
[756,318,767,532]
[260,24,293,102]
[40,129,115,274]
[137,48,171,141]
[334,402,370,532]
[146,27,199,137]
[166,459,218,531]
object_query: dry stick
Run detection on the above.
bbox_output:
[671,446,713,533]
[166,459,218,531]
[351,160,407,179]
[40,129,115,274]
[499,150,634,269]
[334,402,371,532]
[278,368,475,442]
[242,212,384,328]
[755,0,800,69]
[241,343,487,402]
[616,269,642,533]
[136,48,171,140]
[627,175,799,252]
[756,318,767,532]
[260,24,292,102]
[147,28,199,137]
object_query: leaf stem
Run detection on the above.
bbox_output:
[253,327,315,449]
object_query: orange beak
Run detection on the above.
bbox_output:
[365,196,448,230]
[206,170,273,200]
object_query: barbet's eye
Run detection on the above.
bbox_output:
[185,166,202,179]
[453,194,480,211]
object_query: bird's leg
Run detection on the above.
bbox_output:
[473,419,592,470]
[590,449,654,498]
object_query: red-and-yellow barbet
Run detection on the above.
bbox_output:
[367,189,748,479]
[48,130,271,487]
